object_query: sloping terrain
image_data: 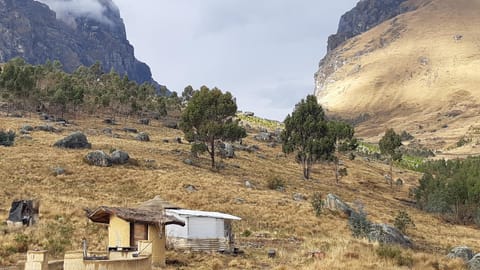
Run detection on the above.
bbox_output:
[315,0,480,151]
[0,114,477,269]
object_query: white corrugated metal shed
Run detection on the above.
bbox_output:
[167,209,241,220]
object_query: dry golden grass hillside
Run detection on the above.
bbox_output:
[0,114,478,269]
[315,0,480,152]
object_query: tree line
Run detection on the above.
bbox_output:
[0,58,181,119]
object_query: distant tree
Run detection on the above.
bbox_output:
[281,95,335,180]
[328,121,358,183]
[379,128,402,188]
[181,85,196,104]
[180,86,246,168]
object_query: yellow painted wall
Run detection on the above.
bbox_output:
[148,225,166,267]
[108,215,130,248]
[62,251,152,270]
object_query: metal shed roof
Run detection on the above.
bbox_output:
[167,209,241,221]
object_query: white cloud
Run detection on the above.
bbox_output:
[36,0,118,26]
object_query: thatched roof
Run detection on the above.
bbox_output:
[86,206,185,226]
[137,195,180,210]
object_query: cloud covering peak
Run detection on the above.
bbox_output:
[36,0,119,26]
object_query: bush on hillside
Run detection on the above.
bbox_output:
[394,211,415,234]
[0,130,15,146]
[311,192,324,217]
[414,157,480,224]
[267,176,285,191]
[348,203,371,238]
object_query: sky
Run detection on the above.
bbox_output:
[109,0,358,121]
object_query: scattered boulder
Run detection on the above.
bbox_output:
[84,151,112,167]
[447,246,474,262]
[123,127,138,133]
[254,132,272,142]
[139,118,150,125]
[103,118,117,125]
[111,150,130,165]
[468,253,480,270]
[53,167,66,176]
[293,193,307,201]
[183,159,194,166]
[175,137,182,143]
[162,139,170,143]
[54,132,91,149]
[136,132,150,142]
[102,128,113,135]
[184,184,198,193]
[367,223,412,248]
[245,180,253,189]
[244,111,254,117]
[21,125,34,132]
[268,249,276,258]
[163,121,178,129]
[324,194,353,217]
[234,198,245,204]
[35,125,58,133]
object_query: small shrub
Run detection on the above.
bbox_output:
[44,217,74,256]
[394,211,415,234]
[241,229,252,237]
[456,137,471,147]
[311,192,324,217]
[267,176,285,190]
[0,130,15,146]
[376,244,413,267]
[14,233,30,252]
[348,204,371,238]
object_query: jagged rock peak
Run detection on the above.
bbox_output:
[327,0,411,51]
[0,0,157,86]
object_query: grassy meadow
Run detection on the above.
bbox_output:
[0,114,476,269]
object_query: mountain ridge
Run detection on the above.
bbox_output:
[0,0,157,86]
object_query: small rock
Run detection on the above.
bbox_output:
[254,132,272,142]
[53,132,91,149]
[102,128,112,135]
[35,125,58,133]
[123,127,138,133]
[21,125,34,132]
[163,121,178,129]
[136,132,150,142]
[234,198,245,204]
[103,118,116,125]
[84,151,112,167]
[276,186,285,192]
[267,142,277,148]
[268,249,276,258]
[184,184,197,193]
[468,253,480,270]
[245,180,253,189]
[53,167,66,176]
[224,143,235,158]
[175,137,182,143]
[139,118,150,125]
[162,139,169,143]
[447,246,474,262]
[183,159,193,166]
[111,150,130,165]
[293,193,307,201]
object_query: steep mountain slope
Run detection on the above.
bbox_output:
[315,0,480,149]
[0,0,156,85]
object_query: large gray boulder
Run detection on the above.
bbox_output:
[367,223,412,248]
[447,246,474,262]
[469,253,480,270]
[111,150,130,165]
[324,194,353,217]
[53,132,91,149]
[84,151,112,167]
[136,132,150,142]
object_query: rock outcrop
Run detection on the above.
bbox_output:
[0,0,157,86]
[447,246,474,262]
[367,223,413,248]
[53,132,91,149]
[327,0,411,51]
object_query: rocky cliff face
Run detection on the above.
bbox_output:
[327,0,411,52]
[0,0,156,85]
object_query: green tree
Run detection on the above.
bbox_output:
[181,85,196,104]
[328,121,358,183]
[281,95,335,180]
[180,86,246,168]
[379,128,402,188]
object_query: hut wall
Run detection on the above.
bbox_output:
[108,215,130,248]
[63,251,152,270]
[167,237,229,251]
[188,217,223,239]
